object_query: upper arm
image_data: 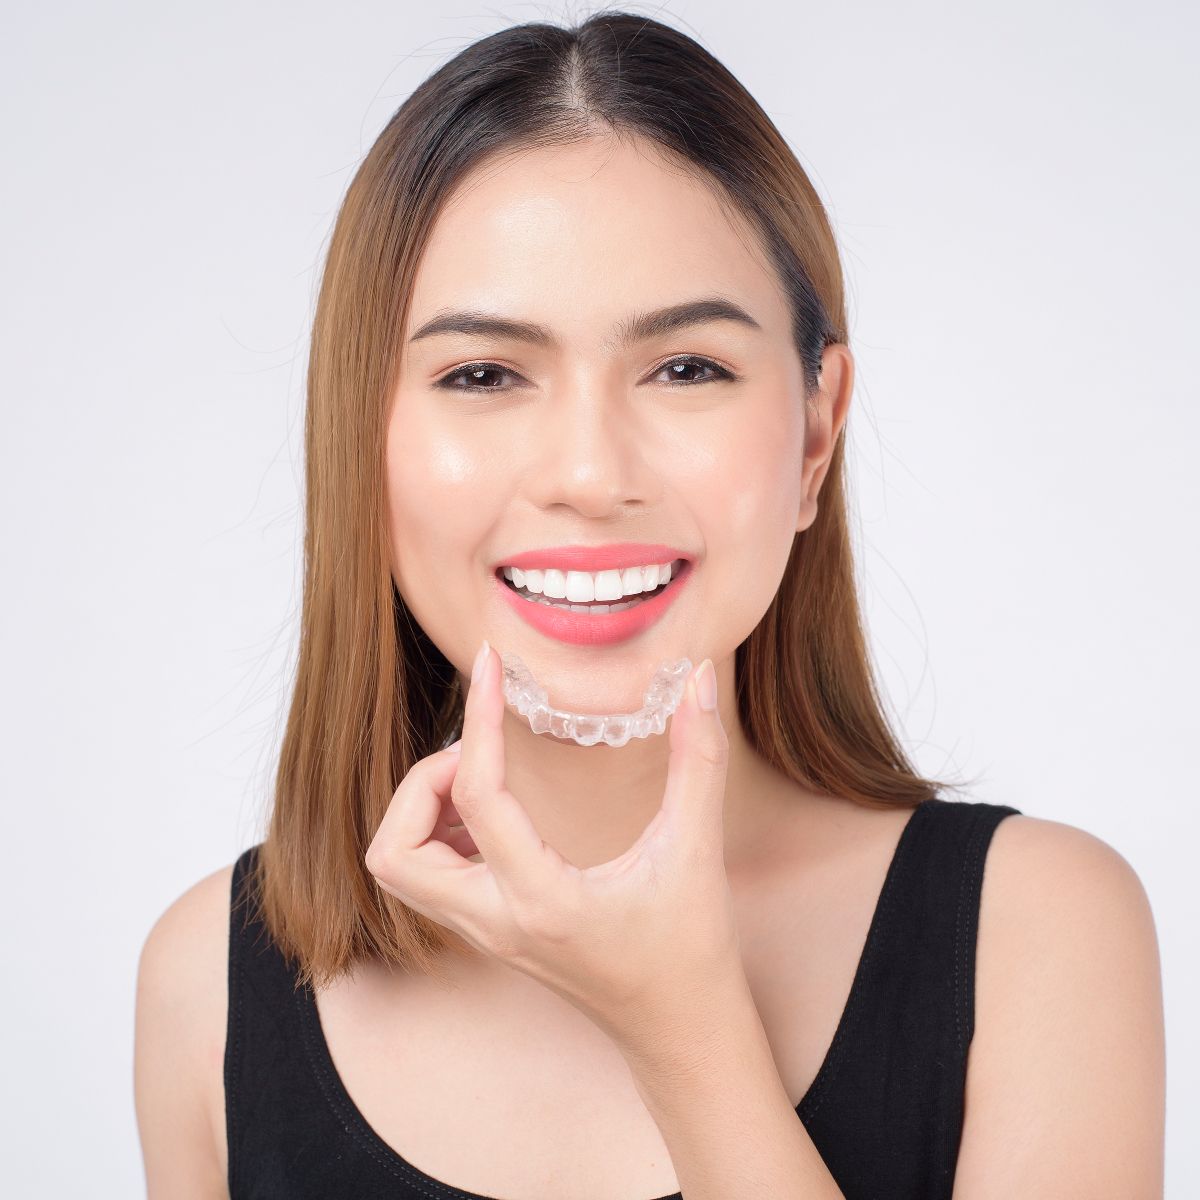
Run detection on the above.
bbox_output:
[134,863,235,1200]
[953,815,1166,1199]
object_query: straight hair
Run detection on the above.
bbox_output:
[245,9,962,992]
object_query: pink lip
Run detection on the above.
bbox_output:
[493,559,694,647]
[494,543,693,573]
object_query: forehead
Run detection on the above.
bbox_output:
[405,135,787,340]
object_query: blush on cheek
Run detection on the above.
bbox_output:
[423,436,477,487]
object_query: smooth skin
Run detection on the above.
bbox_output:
[364,641,742,1064]
[384,131,844,883]
[134,132,1166,1196]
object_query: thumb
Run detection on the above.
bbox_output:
[662,658,730,853]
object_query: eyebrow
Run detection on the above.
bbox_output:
[407,296,762,349]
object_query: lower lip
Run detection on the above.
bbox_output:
[493,560,694,647]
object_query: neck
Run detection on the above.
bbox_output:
[480,662,793,881]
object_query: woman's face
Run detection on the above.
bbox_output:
[386,133,838,717]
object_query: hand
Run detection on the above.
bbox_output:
[364,641,741,1054]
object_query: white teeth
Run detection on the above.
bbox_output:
[501,559,680,602]
[593,569,624,602]
[620,566,644,595]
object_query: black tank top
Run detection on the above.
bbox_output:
[225,796,1021,1199]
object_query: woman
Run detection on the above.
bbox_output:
[134,12,1166,1199]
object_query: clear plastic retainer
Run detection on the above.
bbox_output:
[500,652,693,747]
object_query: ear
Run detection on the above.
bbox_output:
[795,343,854,534]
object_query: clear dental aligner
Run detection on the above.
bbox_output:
[500,651,693,747]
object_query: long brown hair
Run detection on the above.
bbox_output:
[245,9,962,992]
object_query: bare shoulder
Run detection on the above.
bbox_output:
[984,811,1148,892]
[953,814,1165,1198]
[137,860,235,1056]
[134,860,237,1199]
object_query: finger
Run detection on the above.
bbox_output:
[432,818,481,860]
[430,793,481,859]
[365,746,479,900]
[453,639,555,893]
[659,657,729,861]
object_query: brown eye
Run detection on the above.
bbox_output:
[436,362,520,391]
[652,356,733,386]
[435,355,736,395]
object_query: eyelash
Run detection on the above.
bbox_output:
[434,355,736,394]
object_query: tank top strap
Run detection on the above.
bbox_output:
[797,796,1022,1198]
[227,843,299,1004]
[225,843,333,1198]
[876,798,1024,1056]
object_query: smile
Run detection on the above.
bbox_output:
[492,559,693,646]
[499,557,685,613]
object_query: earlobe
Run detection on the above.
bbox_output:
[795,495,819,534]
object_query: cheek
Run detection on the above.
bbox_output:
[699,400,805,541]
[690,400,803,624]
[384,409,489,594]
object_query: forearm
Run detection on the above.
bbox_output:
[619,967,845,1199]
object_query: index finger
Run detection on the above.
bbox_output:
[366,744,469,873]
[453,639,555,894]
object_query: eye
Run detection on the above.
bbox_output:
[435,362,522,392]
[649,355,735,386]
[433,354,737,394]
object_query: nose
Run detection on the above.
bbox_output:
[520,370,663,518]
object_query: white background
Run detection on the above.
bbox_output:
[2,1,1195,1193]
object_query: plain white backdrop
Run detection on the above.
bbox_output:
[2,0,1195,1192]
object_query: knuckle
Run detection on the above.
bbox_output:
[364,843,412,900]
[449,770,477,812]
[363,843,388,879]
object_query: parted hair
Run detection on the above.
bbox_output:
[244,8,957,993]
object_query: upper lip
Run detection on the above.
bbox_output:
[494,543,693,573]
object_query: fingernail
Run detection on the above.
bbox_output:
[471,638,490,684]
[696,658,718,711]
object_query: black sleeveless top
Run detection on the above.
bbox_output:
[225,796,1021,1199]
